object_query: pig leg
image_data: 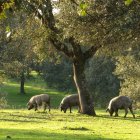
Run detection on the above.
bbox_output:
[64,108,67,113]
[124,108,128,118]
[129,106,135,118]
[114,109,118,117]
[48,102,51,112]
[47,100,51,112]
[70,106,72,113]
[43,103,47,112]
[34,103,38,111]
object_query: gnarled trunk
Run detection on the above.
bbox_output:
[50,37,99,116]
[73,60,96,116]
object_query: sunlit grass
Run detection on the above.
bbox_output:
[2,75,66,109]
[0,109,140,140]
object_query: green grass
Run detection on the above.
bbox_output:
[2,74,65,108]
[0,109,140,140]
[1,74,140,140]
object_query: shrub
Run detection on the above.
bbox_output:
[0,74,8,109]
[86,56,120,108]
[114,54,140,108]
[0,94,8,109]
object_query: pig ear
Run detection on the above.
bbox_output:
[59,103,63,107]
[106,108,109,112]
[59,104,61,109]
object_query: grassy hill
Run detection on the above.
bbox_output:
[2,72,66,109]
[0,73,140,140]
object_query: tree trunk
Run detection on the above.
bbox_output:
[20,71,25,94]
[73,60,96,116]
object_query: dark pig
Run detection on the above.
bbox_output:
[60,94,80,113]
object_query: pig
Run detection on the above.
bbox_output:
[60,94,80,113]
[27,94,50,112]
[106,95,135,118]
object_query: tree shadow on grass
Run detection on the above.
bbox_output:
[0,114,52,124]
[0,128,118,140]
[0,118,39,123]
[10,114,51,120]
[0,110,77,124]
[96,114,140,121]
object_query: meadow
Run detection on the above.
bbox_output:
[0,74,140,140]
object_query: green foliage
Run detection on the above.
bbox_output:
[5,25,10,32]
[125,0,133,6]
[78,2,88,16]
[0,94,8,109]
[3,61,24,78]
[79,2,88,10]
[114,44,140,108]
[86,56,120,107]
[41,58,76,92]
[0,11,6,19]
[0,0,14,19]
[0,10,47,89]
[0,73,8,109]
[58,0,140,47]
[2,0,14,9]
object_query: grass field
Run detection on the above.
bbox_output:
[2,73,65,108]
[0,109,140,140]
[0,74,140,140]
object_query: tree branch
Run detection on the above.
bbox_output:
[69,37,82,56]
[84,45,102,59]
[26,0,58,32]
[42,0,57,31]
[50,38,74,58]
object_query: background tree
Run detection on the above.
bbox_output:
[0,71,8,109]
[86,55,120,108]
[0,11,46,94]
[114,42,140,108]
[41,58,76,92]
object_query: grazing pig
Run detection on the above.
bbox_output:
[106,95,135,118]
[27,94,50,112]
[60,94,80,113]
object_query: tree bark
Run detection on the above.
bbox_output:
[73,59,96,116]
[20,71,25,94]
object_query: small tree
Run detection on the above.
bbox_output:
[41,58,76,92]
[0,73,8,109]
[114,44,140,108]
[0,93,8,109]
[0,11,45,94]
[86,55,120,107]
